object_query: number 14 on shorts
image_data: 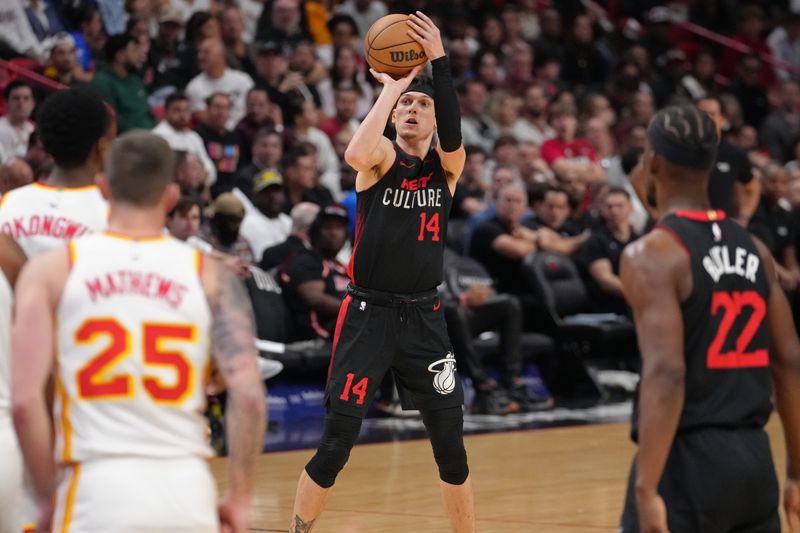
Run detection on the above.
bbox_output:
[340,373,369,405]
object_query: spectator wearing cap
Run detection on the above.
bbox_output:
[240,169,292,261]
[153,91,217,185]
[186,37,254,129]
[581,187,640,315]
[260,202,320,271]
[235,88,283,164]
[236,127,284,196]
[146,7,185,91]
[43,33,92,87]
[541,103,604,184]
[760,80,800,164]
[92,33,155,133]
[0,81,35,159]
[768,13,800,82]
[193,192,254,265]
[24,0,65,42]
[194,92,246,196]
[459,80,499,154]
[278,204,350,341]
[251,41,292,109]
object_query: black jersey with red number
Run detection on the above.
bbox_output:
[632,210,773,441]
[347,143,452,294]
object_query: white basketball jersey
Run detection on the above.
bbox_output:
[0,182,108,258]
[55,233,213,464]
[0,269,10,422]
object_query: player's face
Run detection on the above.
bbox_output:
[393,93,435,141]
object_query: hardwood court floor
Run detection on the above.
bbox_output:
[211,418,788,532]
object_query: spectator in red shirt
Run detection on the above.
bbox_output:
[540,102,604,183]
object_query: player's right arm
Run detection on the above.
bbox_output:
[11,248,69,528]
[620,230,691,533]
[345,65,423,191]
[202,257,266,532]
[754,238,800,532]
[0,234,25,286]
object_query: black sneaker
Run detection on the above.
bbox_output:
[508,384,554,412]
[471,388,520,415]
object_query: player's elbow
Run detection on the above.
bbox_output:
[11,394,37,434]
[344,147,371,171]
[646,359,686,387]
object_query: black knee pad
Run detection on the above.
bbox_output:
[305,412,363,488]
[422,406,469,485]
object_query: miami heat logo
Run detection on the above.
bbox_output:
[428,352,457,395]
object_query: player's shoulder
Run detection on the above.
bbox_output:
[622,226,688,278]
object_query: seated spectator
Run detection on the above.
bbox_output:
[285,94,340,197]
[441,249,550,414]
[25,130,54,181]
[541,102,604,184]
[527,187,589,255]
[42,33,92,87]
[260,202,320,271]
[451,146,488,219]
[335,0,387,38]
[279,204,350,341]
[0,81,35,159]
[759,80,800,164]
[239,170,292,261]
[194,92,245,196]
[469,182,539,294]
[517,141,553,185]
[767,12,800,82]
[175,11,221,89]
[581,187,640,315]
[256,0,313,48]
[459,79,498,153]
[173,151,210,200]
[186,37,254,129]
[319,85,360,143]
[236,127,284,196]
[146,8,185,92]
[69,5,105,74]
[153,91,217,185]
[235,87,282,164]
[561,14,608,90]
[191,192,254,266]
[92,34,156,134]
[166,195,203,241]
[282,145,333,212]
[0,158,34,195]
[465,165,520,243]
[220,4,252,74]
[726,54,769,129]
[513,84,556,147]
[324,45,374,119]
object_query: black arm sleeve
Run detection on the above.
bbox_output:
[431,56,462,152]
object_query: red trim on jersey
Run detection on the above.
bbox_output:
[327,294,352,379]
[654,223,691,256]
[347,210,365,283]
[674,210,726,222]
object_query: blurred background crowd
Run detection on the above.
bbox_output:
[1,0,800,415]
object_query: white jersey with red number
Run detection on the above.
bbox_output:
[54,232,213,465]
[0,182,108,258]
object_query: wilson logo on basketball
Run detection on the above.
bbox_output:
[389,49,427,63]
[428,352,456,395]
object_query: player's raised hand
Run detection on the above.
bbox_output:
[637,492,670,533]
[407,11,445,60]
[785,478,800,532]
[369,63,424,91]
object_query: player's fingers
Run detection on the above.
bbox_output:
[406,19,428,36]
[368,68,385,82]
[406,28,425,44]
[408,14,429,31]
[415,10,434,26]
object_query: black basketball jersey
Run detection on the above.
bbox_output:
[632,210,773,441]
[347,142,452,293]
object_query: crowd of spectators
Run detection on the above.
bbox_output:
[2,0,800,414]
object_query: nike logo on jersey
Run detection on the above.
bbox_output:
[399,161,416,168]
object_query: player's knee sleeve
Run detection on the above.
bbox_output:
[305,412,362,488]
[422,406,469,485]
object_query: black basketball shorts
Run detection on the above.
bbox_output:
[324,284,465,417]
[620,426,780,533]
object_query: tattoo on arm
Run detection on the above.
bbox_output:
[210,265,258,374]
[290,515,317,533]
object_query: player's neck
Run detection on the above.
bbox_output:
[107,204,167,239]
[658,183,711,217]
[46,166,97,188]
[396,136,432,159]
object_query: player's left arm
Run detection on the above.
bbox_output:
[620,231,689,532]
[11,249,68,515]
[408,11,466,195]
[0,234,25,285]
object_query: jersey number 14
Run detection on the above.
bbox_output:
[417,212,440,242]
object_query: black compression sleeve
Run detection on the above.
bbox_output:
[431,56,462,152]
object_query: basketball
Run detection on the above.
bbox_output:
[364,14,428,78]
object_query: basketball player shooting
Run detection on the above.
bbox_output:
[11,132,266,533]
[288,11,475,533]
[619,105,800,533]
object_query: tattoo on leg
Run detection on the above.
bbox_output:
[290,514,316,533]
